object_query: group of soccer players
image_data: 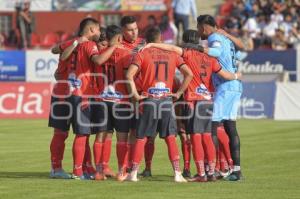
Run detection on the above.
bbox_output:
[48,14,243,183]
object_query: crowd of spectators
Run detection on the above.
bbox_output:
[220,0,300,50]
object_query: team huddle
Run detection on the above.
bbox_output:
[48,14,243,183]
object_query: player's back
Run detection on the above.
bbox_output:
[182,49,220,101]
[132,47,184,96]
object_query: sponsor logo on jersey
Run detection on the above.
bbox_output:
[148,82,170,96]
[196,84,212,100]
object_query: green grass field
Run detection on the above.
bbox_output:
[0,119,299,199]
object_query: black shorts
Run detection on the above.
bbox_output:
[48,96,71,132]
[184,100,213,134]
[91,100,133,134]
[136,97,177,139]
[68,95,92,135]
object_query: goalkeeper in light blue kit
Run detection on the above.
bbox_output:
[197,15,243,181]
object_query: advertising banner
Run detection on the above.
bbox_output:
[26,50,59,82]
[0,50,26,81]
[0,82,51,119]
[238,82,276,119]
[238,50,297,81]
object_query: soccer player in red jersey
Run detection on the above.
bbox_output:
[66,18,122,180]
[119,16,146,172]
[48,36,88,179]
[144,29,241,182]
[91,25,134,181]
[126,27,193,182]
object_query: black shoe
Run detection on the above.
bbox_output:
[224,171,242,181]
[182,169,191,178]
[139,169,152,177]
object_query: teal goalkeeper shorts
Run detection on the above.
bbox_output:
[212,90,242,122]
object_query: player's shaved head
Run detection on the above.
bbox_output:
[145,27,161,43]
[182,29,200,44]
[78,17,99,36]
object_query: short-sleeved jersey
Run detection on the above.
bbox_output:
[208,33,242,92]
[182,49,221,101]
[94,47,132,102]
[132,47,185,97]
[52,38,77,97]
[68,41,98,96]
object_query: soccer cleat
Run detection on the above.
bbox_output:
[188,174,207,182]
[71,174,90,180]
[223,171,242,181]
[140,169,152,177]
[83,172,95,180]
[182,169,191,178]
[117,172,129,182]
[174,171,187,183]
[103,167,116,178]
[94,172,106,181]
[125,170,139,182]
[50,169,72,179]
[207,174,217,182]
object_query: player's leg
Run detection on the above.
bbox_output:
[176,103,191,178]
[160,98,186,183]
[114,103,131,181]
[126,99,157,182]
[102,131,116,178]
[90,99,107,180]
[222,91,242,181]
[140,134,156,177]
[49,96,71,179]
[71,96,92,180]
[93,132,106,180]
[82,135,96,179]
[218,125,233,171]
[179,132,191,177]
[184,102,207,182]
[202,133,216,181]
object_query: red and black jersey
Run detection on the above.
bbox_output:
[132,47,185,97]
[52,38,78,97]
[68,41,98,96]
[182,49,221,101]
[94,47,132,102]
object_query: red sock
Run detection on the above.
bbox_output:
[181,137,191,170]
[132,138,147,171]
[144,139,155,170]
[101,137,112,170]
[202,133,216,175]
[116,141,128,171]
[83,136,95,174]
[165,135,181,172]
[219,148,229,171]
[50,129,68,170]
[217,127,233,169]
[93,139,103,172]
[127,143,135,169]
[191,134,205,176]
[72,135,87,176]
